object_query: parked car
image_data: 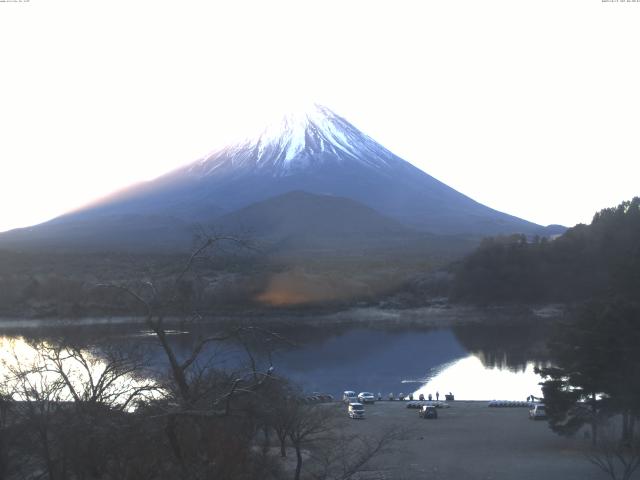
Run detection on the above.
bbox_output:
[357,392,376,404]
[348,402,365,419]
[419,405,438,419]
[529,404,546,420]
[343,391,357,404]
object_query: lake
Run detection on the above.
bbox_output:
[0,319,550,401]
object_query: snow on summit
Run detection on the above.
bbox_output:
[189,104,399,177]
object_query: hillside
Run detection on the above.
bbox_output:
[0,105,557,255]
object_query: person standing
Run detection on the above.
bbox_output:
[436,391,440,401]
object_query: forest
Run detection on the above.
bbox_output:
[452,197,640,304]
[452,199,640,480]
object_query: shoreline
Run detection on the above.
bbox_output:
[0,303,566,330]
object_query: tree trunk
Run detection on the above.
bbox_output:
[262,426,270,456]
[165,415,184,468]
[38,424,57,480]
[0,433,7,480]
[294,444,303,480]
[276,431,287,457]
[153,323,191,404]
[591,393,598,447]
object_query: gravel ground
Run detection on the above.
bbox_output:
[337,401,606,480]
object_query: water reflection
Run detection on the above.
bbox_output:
[270,328,468,396]
[0,321,551,402]
[452,324,550,372]
[413,356,544,401]
[0,336,158,409]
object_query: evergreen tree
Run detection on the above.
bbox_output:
[537,301,640,444]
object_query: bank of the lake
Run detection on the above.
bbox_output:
[0,303,566,330]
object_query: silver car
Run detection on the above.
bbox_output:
[357,392,376,404]
[348,402,365,419]
[343,390,357,404]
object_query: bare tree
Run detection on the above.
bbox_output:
[40,341,158,412]
[311,426,405,480]
[3,343,68,480]
[96,234,287,479]
[287,403,335,480]
[1,338,159,480]
[0,390,10,480]
[276,401,405,480]
[263,380,300,458]
[586,420,640,480]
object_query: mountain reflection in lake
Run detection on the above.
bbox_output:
[0,321,550,401]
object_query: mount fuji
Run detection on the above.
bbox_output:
[0,104,562,252]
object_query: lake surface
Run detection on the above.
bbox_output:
[0,320,550,401]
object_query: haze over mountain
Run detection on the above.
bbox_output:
[0,104,562,252]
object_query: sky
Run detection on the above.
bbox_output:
[1,0,639,233]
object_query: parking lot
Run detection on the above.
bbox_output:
[338,400,606,480]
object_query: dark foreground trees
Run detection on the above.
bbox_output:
[537,300,640,480]
[537,301,640,441]
[0,236,399,479]
[1,344,398,480]
[585,423,640,480]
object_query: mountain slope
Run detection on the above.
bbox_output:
[54,105,549,236]
[217,190,410,238]
[215,190,424,253]
[0,104,561,253]
[0,214,195,252]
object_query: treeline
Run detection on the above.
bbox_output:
[0,247,438,318]
[451,197,640,304]
[0,251,279,317]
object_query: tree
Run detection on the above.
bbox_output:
[2,339,157,480]
[311,423,404,480]
[98,234,286,480]
[537,300,640,445]
[585,421,640,480]
[287,403,334,480]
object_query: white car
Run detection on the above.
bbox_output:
[348,402,365,419]
[357,392,376,404]
[343,391,357,404]
[529,404,547,420]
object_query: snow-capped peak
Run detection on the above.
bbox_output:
[190,104,399,177]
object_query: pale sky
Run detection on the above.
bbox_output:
[1,0,639,233]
